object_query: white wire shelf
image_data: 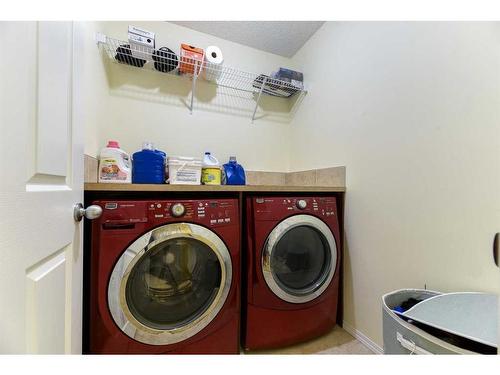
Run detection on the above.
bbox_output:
[96,33,307,122]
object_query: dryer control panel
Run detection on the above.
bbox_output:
[96,199,238,228]
[253,196,337,221]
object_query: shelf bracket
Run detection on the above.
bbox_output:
[95,32,107,45]
[189,61,200,115]
[251,77,267,123]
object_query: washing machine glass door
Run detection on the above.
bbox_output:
[108,223,232,346]
[262,214,337,304]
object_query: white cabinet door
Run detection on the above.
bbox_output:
[0,21,84,354]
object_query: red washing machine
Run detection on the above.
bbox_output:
[88,198,240,354]
[243,196,341,350]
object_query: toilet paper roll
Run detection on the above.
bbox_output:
[204,46,224,82]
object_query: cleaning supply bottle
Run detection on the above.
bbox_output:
[98,140,132,183]
[201,152,221,185]
[222,156,246,185]
[132,142,166,184]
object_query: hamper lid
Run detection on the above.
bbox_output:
[401,292,498,348]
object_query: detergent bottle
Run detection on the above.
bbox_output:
[98,140,132,183]
[201,152,221,185]
[222,156,246,185]
[132,142,166,184]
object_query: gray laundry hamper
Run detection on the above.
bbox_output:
[382,289,477,354]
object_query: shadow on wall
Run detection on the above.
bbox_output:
[100,50,305,124]
[342,234,355,329]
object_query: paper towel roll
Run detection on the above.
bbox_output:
[204,46,224,82]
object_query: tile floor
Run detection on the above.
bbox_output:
[244,325,374,354]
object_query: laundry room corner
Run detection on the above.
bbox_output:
[288,21,500,349]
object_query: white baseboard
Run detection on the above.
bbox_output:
[342,321,383,354]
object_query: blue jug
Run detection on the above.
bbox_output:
[132,142,166,184]
[222,156,246,185]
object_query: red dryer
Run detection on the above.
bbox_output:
[243,196,341,350]
[89,198,240,354]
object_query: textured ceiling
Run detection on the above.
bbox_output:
[170,21,325,58]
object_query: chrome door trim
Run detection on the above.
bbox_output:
[108,222,232,346]
[262,214,337,304]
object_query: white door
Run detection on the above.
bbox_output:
[0,21,85,354]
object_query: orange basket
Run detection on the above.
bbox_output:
[179,44,204,75]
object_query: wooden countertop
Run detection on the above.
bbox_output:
[84,183,346,193]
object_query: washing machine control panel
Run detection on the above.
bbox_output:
[253,196,337,221]
[95,199,237,228]
[147,199,237,227]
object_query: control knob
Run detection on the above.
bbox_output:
[296,199,307,210]
[171,203,186,217]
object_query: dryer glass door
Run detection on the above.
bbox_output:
[271,225,329,291]
[108,223,232,346]
[262,215,337,304]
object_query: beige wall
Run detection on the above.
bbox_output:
[290,22,500,347]
[82,21,500,348]
[82,21,298,171]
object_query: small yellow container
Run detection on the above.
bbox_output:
[201,167,221,185]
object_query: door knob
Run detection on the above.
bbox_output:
[74,203,102,222]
